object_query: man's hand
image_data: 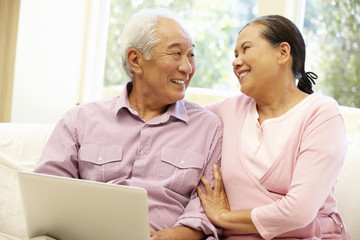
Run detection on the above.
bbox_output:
[28,236,57,240]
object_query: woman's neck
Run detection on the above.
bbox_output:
[255,87,308,125]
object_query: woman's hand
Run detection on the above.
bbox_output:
[197,164,231,227]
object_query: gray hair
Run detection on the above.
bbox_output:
[120,8,183,79]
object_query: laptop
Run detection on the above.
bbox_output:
[18,171,150,240]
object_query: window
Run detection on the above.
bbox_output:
[103,0,360,108]
[303,0,360,107]
[103,0,257,91]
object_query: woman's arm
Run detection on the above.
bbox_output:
[197,165,258,233]
[252,115,347,236]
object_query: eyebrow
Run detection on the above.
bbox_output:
[234,41,251,54]
[240,41,251,49]
[235,41,252,54]
[167,43,195,50]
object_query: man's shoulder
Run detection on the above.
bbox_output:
[182,99,217,114]
[181,99,222,123]
[76,96,118,112]
[62,96,119,122]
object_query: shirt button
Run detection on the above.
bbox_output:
[139,150,145,156]
[180,160,185,165]
[98,157,102,161]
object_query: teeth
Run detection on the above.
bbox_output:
[237,71,249,78]
[171,79,186,84]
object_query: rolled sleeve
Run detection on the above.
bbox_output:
[174,210,218,239]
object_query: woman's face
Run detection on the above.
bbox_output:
[233,24,281,98]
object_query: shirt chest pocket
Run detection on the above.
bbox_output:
[158,147,205,196]
[78,145,123,182]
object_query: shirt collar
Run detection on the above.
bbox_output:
[112,82,132,116]
[113,82,189,124]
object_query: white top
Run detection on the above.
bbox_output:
[241,95,312,180]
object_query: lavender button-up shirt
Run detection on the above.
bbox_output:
[34,83,223,239]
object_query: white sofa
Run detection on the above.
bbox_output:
[0,121,359,239]
[0,123,54,240]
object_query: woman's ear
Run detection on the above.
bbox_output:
[127,48,143,75]
[278,42,291,65]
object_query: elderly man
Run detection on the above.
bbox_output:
[34,8,222,240]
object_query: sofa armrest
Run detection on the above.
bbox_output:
[0,123,54,238]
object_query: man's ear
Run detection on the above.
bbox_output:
[278,42,291,65]
[127,48,143,75]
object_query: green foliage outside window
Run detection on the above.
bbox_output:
[103,0,257,90]
[104,0,359,108]
[304,0,360,107]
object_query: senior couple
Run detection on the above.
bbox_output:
[34,8,349,240]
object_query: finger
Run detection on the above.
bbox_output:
[213,165,223,193]
[217,165,224,180]
[200,175,211,188]
[200,175,210,185]
[200,175,214,194]
[197,185,205,200]
[213,164,222,179]
[217,166,227,190]
[150,227,155,236]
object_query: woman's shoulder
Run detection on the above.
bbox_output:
[206,94,252,113]
[308,93,341,114]
[307,94,345,119]
[204,94,253,125]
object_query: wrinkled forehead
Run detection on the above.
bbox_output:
[157,17,195,49]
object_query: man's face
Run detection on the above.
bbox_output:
[139,18,196,105]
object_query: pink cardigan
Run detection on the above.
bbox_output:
[207,94,349,239]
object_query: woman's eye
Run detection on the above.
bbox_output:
[243,46,249,53]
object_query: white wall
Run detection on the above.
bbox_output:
[11,0,108,124]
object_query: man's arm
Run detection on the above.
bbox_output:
[150,226,205,240]
[171,120,223,239]
[34,108,79,178]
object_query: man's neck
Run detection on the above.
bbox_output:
[128,87,169,122]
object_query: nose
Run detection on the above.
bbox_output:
[179,56,193,77]
[232,55,243,70]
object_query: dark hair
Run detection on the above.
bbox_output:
[240,15,317,94]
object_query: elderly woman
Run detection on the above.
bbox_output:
[198,15,349,239]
